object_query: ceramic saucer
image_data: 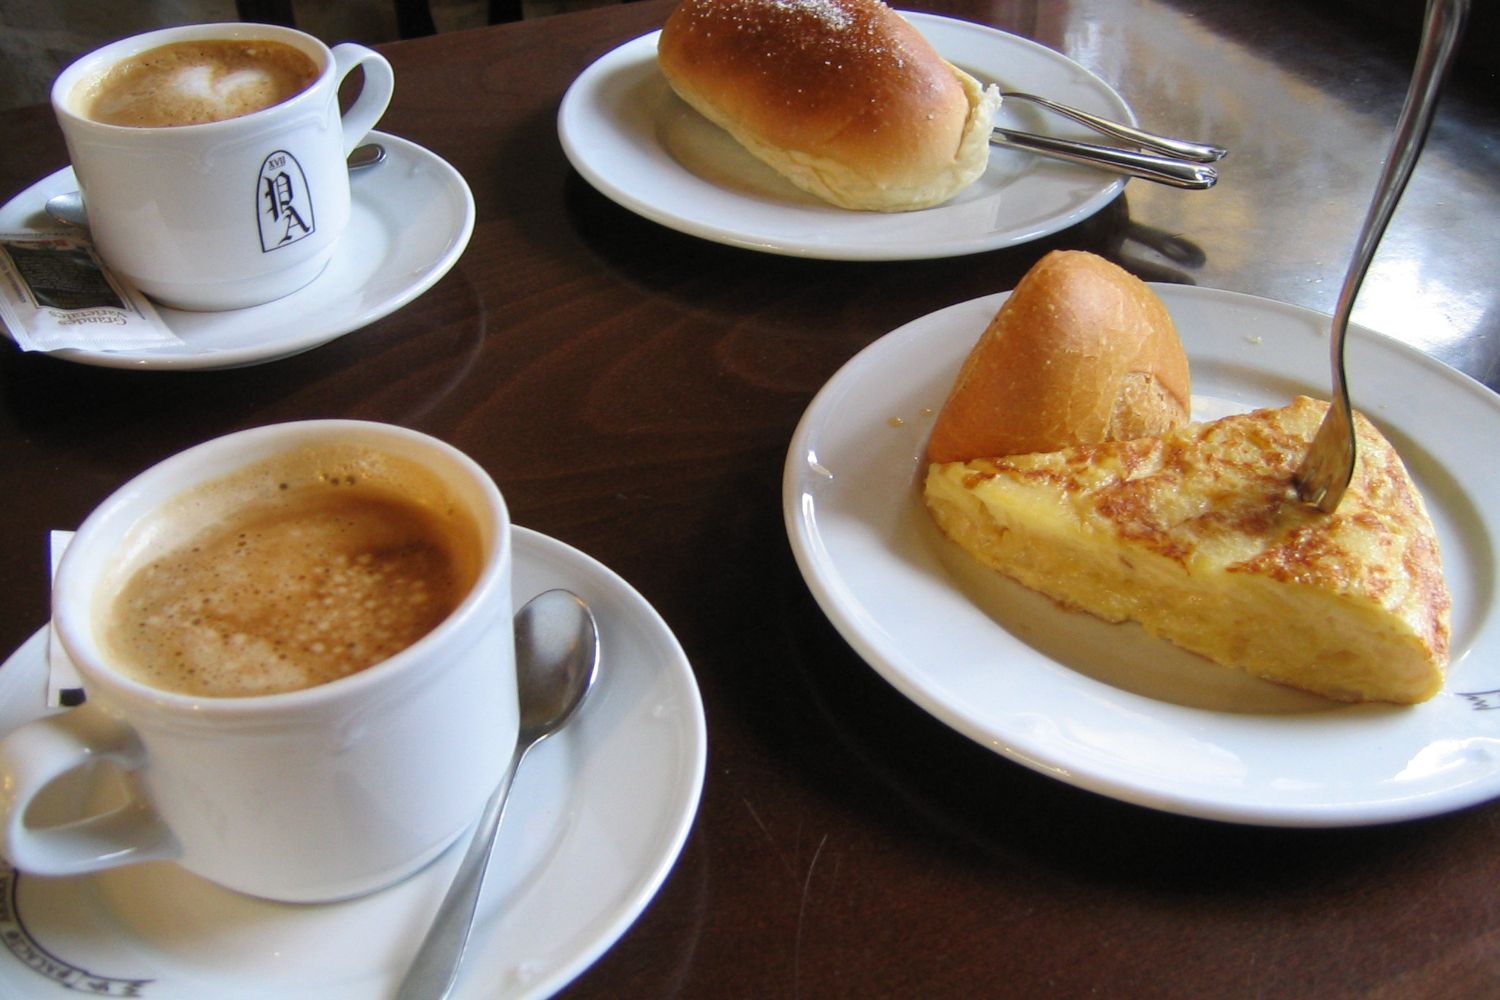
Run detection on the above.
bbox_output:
[0,131,474,371]
[558,13,1131,260]
[0,527,706,999]
[785,285,1500,827]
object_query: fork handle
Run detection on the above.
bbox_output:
[1332,0,1468,342]
[1299,0,1468,512]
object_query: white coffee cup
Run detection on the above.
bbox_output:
[50,23,395,311]
[0,422,517,902]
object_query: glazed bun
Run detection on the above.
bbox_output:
[657,0,1000,212]
[926,250,1191,463]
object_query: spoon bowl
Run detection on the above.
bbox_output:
[514,589,599,741]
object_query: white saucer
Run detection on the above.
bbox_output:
[558,13,1131,260]
[784,284,1500,827]
[0,131,474,371]
[0,527,707,999]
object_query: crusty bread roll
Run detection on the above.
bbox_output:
[657,0,1000,212]
[926,250,1191,464]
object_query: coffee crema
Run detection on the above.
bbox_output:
[102,445,484,698]
[80,39,319,128]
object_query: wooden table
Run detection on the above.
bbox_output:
[3,1,1499,996]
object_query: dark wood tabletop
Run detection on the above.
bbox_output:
[3,1,1499,996]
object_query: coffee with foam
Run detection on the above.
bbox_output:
[80,39,319,128]
[101,444,483,697]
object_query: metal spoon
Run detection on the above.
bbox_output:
[396,588,600,1000]
[1293,0,1468,511]
[989,128,1218,189]
[42,142,388,229]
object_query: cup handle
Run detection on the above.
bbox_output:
[0,704,179,876]
[330,43,396,157]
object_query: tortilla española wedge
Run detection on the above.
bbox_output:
[923,395,1451,704]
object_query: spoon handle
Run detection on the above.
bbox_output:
[990,128,1218,189]
[394,745,527,1000]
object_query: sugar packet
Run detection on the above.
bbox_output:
[46,530,85,709]
[0,233,184,352]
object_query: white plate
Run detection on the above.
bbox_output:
[0,131,474,370]
[784,284,1500,827]
[0,526,707,999]
[557,13,1131,260]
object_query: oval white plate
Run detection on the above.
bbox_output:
[558,13,1132,260]
[0,132,474,370]
[784,284,1500,827]
[0,527,706,999]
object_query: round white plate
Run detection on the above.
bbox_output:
[557,13,1131,260]
[784,284,1500,827]
[0,527,707,999]
[0,131,474,370]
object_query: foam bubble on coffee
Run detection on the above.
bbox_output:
[172,65,276,105]
[100,444,485,698]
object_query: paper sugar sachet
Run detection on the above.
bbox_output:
[0,233,183,352]
[47,530,85,708]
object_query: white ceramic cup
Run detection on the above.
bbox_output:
[50,23,394,311]
[0,421,517,903]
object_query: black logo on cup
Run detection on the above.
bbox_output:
[257,150,316,252]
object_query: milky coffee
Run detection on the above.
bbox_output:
[102,445,483,698]
[80,39,319,128]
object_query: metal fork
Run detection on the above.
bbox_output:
[1294,0,1468,512]
[999,91,1228,163]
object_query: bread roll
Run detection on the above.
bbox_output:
[657,0,1000,212]
[926,250,1191,464]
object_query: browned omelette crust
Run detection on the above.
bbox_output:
[926,395,1451,703]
